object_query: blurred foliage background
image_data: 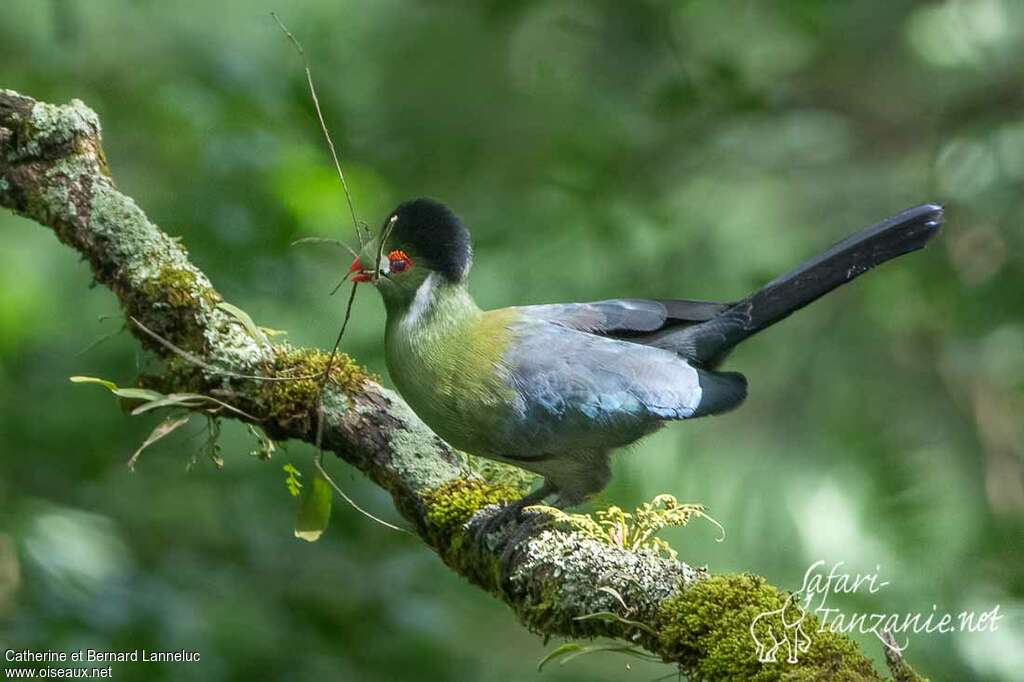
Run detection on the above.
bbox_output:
[1,1,1023,680]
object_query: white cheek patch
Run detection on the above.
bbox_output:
[378,253,390,276]
[402,272,438,330]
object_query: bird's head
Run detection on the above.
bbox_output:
[348,197,473,308]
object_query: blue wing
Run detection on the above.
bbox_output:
[517,298,729,336]
[496,315,745,458]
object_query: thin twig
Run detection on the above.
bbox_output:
[329,274,350,296]
[271,12,364,246]
[314,454,408,533]
[314,282,358,451]
[311,282,405,533]
[291,236,360,259]
[880,627,910,677]
[200,396,263,422]
[75,324,126,357]
[375,214,399,283]
[270,20,399,533]
[129,316,319,382]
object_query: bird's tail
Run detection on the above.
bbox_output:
[657,203,944,367]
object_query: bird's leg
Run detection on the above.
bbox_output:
[515,480,557,508]
[497,501,558,568]
[469,481,555,548]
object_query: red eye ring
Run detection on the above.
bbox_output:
[387,249,412,273]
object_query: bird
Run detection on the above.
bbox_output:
[347,199,943,510]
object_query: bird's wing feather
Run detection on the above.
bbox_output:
[516,298,729,337]
[497,318,706,457]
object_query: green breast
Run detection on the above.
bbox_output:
[385,305,519,455]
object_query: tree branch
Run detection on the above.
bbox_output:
[0,89,922,681]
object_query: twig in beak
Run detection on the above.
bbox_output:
[329,274,350,296]
[274,16,400,533]
[272,12,363,248]
[290,237,361,260]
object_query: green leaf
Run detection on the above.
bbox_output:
[114,387,167,402]
[295,474,332,542]
[248,424,276,460]
[597,586,629,611]
[128,392,258,422]
[70,376,165,402]
[283,463,303,496]
[537,643,585,672]
[130,393,210,415]
[128,413,192,470]
[537,642,658,671]
[572,611,658,636]
[217,302,269,346]
[69,375,117,391]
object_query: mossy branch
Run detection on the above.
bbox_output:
[0,89,922,681]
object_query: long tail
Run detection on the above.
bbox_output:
[659,203,944,367]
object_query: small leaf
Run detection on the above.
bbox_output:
[69,376,117,391]
[572,611,658,636]
[128,413,192,470]
[203,416,224,468]
[258,326,288,337]
[248,424,276,460]
[112,387,166,402]
[129,392,258,422]
[295,474,332,542]
[538,641,660,671]
[70,376,166,402]
[130,393,209,415]
[217,302,269,346]
[598,586,630,612]
[561,644,658,667]
[283,463,303,496]
[537,643,585,672]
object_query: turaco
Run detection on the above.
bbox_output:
[347,199,943,512]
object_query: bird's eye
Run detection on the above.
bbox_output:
[387,249,412,274]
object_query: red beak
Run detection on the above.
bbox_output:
[348,257,372,283]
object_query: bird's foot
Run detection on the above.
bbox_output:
[468,483,553,551]
[497,509,551,567]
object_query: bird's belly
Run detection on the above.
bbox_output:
[386,339,516,457]
[399,381,503,453]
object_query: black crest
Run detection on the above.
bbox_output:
[385,198,473,282]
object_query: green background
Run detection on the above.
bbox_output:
[2,1,1022,680]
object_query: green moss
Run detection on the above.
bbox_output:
[424,479,518,531]
[142,266,219,308]
[139,359,203,396]
[128,266,220,354]
[261,345,370,431]
[419,479,520,592]
[656,575,881,682]
[518,577,566,634]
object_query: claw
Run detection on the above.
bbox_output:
[467,482,555,551]
[469,498,529,549]
[498,509,551,567]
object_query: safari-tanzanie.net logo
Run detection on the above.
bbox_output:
[749,560,1003,664]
